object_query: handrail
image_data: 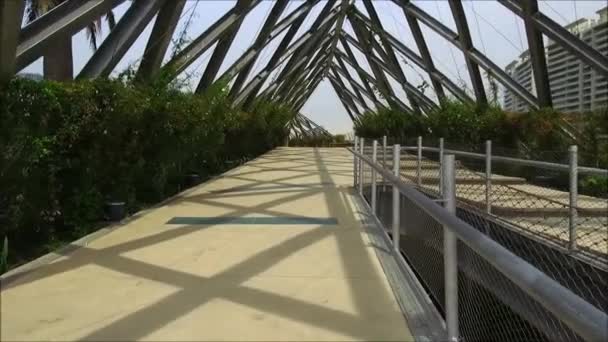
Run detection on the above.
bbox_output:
[348,147,608,342]
[419,146,607,176]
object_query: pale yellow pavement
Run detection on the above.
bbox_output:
[0,148,413,341]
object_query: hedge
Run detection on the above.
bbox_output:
[0,77,294,269]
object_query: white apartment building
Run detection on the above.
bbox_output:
[503,7,607,113]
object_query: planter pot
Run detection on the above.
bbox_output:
[104,201,126,222]
[184,173,201,188]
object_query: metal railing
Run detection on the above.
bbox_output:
[350,138,607,342]
[358,136,608,268]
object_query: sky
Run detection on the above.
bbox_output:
[20,0,607,135]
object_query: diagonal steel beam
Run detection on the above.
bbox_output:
[236,5,338,106]
[196,0,255,92]
[391,0,537,108]
[162,0,261,77]
[343,31,437,114]
[338,36,382,108]
[214,0,313,89]
[447,0,487,105]
[520,0,551,107]
[399,2,446,101]
[238,1,317,108]
[332,60,385,110]
[78,0,165,78]
[336,49,413,113]
[348,13,401,110]
[328,78,358,122]
[328,69,362,115]
[16,0,124,72]
[500,0,608,78]
[333,58,370,111]
[136,0,186,81]
[0,0,25,82]
[280,39,334,102]
[361,0,422,113]
[227,0,294,96]
[351,11,472,104]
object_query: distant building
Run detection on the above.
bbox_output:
[503,7,608,113]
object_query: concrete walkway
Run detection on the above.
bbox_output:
[1,148,413,341]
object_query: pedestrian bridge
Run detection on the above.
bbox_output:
[2,146,606,342]
[0,148,416,341]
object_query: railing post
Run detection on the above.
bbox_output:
[485,140,492,214]
[442,154,459,341]
[382,135,387,191]
[439,137,444,195]
[392,144,401,251]
[359,137,364,195]
[569,145,578,251]
[354,136,359,188]
[417,136,422,187]
[372,140,378,213]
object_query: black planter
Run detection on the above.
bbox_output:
[184,173,201,188]
[104,202,126,222]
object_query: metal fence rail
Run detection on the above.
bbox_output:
[351,139,608,342]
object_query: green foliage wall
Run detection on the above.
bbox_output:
[0,77,294,267]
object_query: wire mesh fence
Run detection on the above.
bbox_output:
[352,137,607,342]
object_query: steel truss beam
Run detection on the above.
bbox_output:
[212,0,312,89]
[227,0,296,96]
[338,37,383,108]
[280,39,334,102]
[196,0,256,92]
[352,10,472,104]
[79,0,165,78]
[447,0,487,105]
[270,0,338,95]
[0,0,25,82]
[16,0,124,73]
[520,0,552,107]
[348,13,402,111]
[137,0,186,81]
[334,58,370,111]
[335,49,413,113]
[328,78,358,122]
[235,6,339,107]
[342,30,437,114]
[238,1,317,109]
[328,73,365,115]
[162,0,261,77]
[328,69,362,115]
[332,61,385,111]
[361,0,422,113]
[391,0,537,109]
[499,0,608,78]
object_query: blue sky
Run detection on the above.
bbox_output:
[21,0,607,134]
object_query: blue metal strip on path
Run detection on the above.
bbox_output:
[166,217,338,225]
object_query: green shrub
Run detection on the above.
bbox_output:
[0,77,293,268]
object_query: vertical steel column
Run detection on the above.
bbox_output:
[569,146,578,251]
[442,154,459,342]
[521,0,552,108]
[359,138,365,195]
[447,0,487,106]
[137,0,186,81]
[372,141,378,213]
[392,144,401,250]
[382,136,387,191]
[196,0,253,92]
[417,136,422,187]
[485,140,492,214]
[439,137,445,196]
[354,136,359,187]
[0,0,25,83]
